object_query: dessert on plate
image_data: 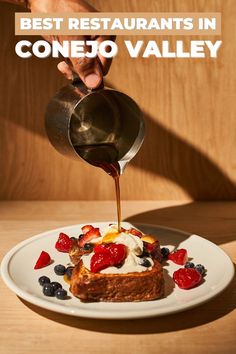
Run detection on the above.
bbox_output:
[69,224,164,302]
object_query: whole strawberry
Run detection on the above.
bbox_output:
[55,233,73,253]
[173,268,202,289]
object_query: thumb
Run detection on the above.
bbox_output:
[70,56,103,89]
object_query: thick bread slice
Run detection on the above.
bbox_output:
[69,242,89,265]
[70,260,164,302]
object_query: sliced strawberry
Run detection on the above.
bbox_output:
[168,249,188,265]
[173,268,202,289]
[55,232,73,253]
[143,241,163,262]
[34,251,51,269]
[145,242,157,253]
[81,225,94,234]
[90,253,112,273]
[94,243,110,254]
[78,227,101,247]
[129,228,143,237]
[107,244,127,265]
[91,243,127,272]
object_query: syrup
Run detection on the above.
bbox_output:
[74,143,122,231]
[63,274,71,285]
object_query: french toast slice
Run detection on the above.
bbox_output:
[70,260,164,302]
[69,241,90,265]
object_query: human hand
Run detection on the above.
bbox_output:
[28,0,114,88]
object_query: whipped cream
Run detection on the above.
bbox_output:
[114,233,143,255]
[81,229,154,274]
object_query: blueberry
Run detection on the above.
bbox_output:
[78,234,84,240]
[70,237,77,242]
[185,262,195,269]
[195,264,206,275]
[115,263,123,269]
[65,266,74,280]
[51,282,62,292]
[55,288,67,300]
[139,258,152,267]
[54,264,66,276]
[161,247,170,258]
[38,276,50,286]
[83,243,93,251]
[42,283,54,297]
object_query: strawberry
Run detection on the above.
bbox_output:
[91,243,127,272]
[78,228,101,247]
[94,243,110,254]
[129,228,143,237]
[55,232,73,253]
[143,241,163,262]
[81,225,94,234]
[145,242,157,253]
[173,268,202,289]
[34,251,51,269]
[168,249,188,265]
[90,253,112,273]
[108,244,127,265]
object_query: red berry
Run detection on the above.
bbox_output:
[81,225,94,234]
[93,244,110,254]
[90,243,127,272]
[129,228,143,237]
[143,241,163,262]
[107,244,127,265]
[34,251,51,269]
[78,228,101,247]
[55,232,73,253]
[168,249,188,265]
[145,242,157,253]
[90,253,112,273]
[173,268,202,289]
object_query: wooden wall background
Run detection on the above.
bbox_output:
[0,0,236,201]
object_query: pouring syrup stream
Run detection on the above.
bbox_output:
[74,144,122,232]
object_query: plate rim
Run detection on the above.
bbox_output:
[1,222,235,320]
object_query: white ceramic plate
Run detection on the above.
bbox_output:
[1,222,234,319]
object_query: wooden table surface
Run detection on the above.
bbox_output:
[0,201,235,354]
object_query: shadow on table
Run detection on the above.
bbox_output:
[125,202,236,246]
[19,262,236,334]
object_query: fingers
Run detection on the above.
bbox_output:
[70,56,103,89]
[57,61,73,80]
[97,36,116,76]
[57,36,116,88]
[58,57,103,89]
[98,56,113,76]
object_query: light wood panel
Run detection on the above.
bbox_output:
[0,0,236,200]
